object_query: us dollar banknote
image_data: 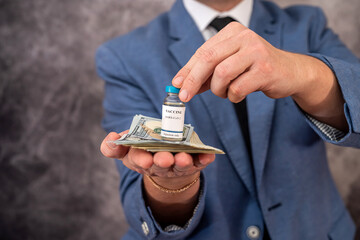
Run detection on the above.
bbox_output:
[112,115,224,154]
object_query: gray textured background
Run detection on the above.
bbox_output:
[0,0,359,239]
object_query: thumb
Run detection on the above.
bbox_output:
[100,131,130,159]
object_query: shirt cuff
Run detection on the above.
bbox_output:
[163,186,204,232]
[140,172,207,239]
[305,114,346,141]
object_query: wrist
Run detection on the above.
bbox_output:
[291,54,333,101]
[143,172,201,204]
[151,172,201,190]
[143,172,201,227]
[146,174,200,194]
[289,55,347,130]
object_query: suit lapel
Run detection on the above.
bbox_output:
[200,92,256,197]
[248,0,282,189]
[168,0,204,66]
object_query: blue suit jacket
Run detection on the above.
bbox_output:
[96,0,360,239]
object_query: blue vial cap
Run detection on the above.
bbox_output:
[166,86,180,94]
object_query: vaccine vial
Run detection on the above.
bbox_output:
[161,86,186,141]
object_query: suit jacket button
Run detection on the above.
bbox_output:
[246,226,260,239]
[141,221,149,236]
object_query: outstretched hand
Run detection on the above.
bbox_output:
[101,131,214,226]
[100,131,215,178]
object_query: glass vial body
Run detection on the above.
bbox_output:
[161,86,186,141]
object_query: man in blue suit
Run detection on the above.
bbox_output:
[97,0,360,239]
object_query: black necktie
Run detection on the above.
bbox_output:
[210,18,271,240]
[209,17,252,158]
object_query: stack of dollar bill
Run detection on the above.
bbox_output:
[112,115,224,154]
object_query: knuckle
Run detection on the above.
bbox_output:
[228,95,241,103]
[181,66,191,74]
[186,73,197,87]
[229,84,242,98]
[228,21,239,28]
[228,85,244,103]
[262,83,278,97]
[239,28,254,39]
[210,87,222,98]
[196,47,217,64]
[261,61,273,74]
[228,95,237,103]
[254,61,273,76]
[252,65,262,76]
[214,64,230,80]
[252,43,268,58]
[240,29,262,48]
[226,21,242,32]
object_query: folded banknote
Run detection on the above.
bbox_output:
[112,114,224,154]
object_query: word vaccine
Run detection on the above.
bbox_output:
[161,86,186,140]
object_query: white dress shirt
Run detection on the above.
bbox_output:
[183,0,253,40]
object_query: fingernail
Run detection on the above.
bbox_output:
[173,76,183,86]
[179,89,188,102]
[106,140,118,149]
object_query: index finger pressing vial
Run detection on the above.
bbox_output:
[161,86,186,141]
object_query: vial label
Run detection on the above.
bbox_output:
[161,105,185,139]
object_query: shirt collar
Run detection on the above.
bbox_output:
[183,0,254,30]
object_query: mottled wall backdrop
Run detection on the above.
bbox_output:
[0,0,359,239]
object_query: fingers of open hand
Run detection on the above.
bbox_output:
[173,153,216,175]
[194,153,216,169]
[100,131,129,159]
[149,152,175,177]
[123,148,154,171]
[147,152,216,177]
[173,152,196,176]
[124,148,153,174]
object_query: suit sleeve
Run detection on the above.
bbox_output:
[306,7,360,148]
[95,44,206,239]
